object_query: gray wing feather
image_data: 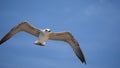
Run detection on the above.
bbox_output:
[0,22,41,45]
[48,32,86,64]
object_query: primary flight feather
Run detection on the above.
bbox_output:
[0,21,86,64]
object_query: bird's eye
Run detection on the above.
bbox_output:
[45,30,48,32]
[48,30,51,32]
[44,29,51,32]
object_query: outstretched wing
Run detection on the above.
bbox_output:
[48,32,86,64]
[0,22,41,45]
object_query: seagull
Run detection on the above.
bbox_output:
[0,22,86,64]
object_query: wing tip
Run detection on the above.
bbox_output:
[0,40,4,45]
[0,41,3,45]
[80,56,86,64]
[76,52,86,64]
[82,60,87,64]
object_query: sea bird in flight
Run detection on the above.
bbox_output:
[0,22,86,64]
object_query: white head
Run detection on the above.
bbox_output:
[43,29,51,32]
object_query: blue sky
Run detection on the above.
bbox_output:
[0,0,120,68]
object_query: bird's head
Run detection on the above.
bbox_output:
[43,29,51,32]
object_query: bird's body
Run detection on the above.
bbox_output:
[0,21,86,64]
[34,29,50,45]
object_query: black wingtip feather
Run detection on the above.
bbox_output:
[0,39,6,45]
[82,60,87,64]
[0,40,3,45]
[75,50,86,64]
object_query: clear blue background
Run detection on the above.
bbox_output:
[0,0,120,68]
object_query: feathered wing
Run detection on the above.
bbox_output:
[48,32,86,64]
[0,22,41,45]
